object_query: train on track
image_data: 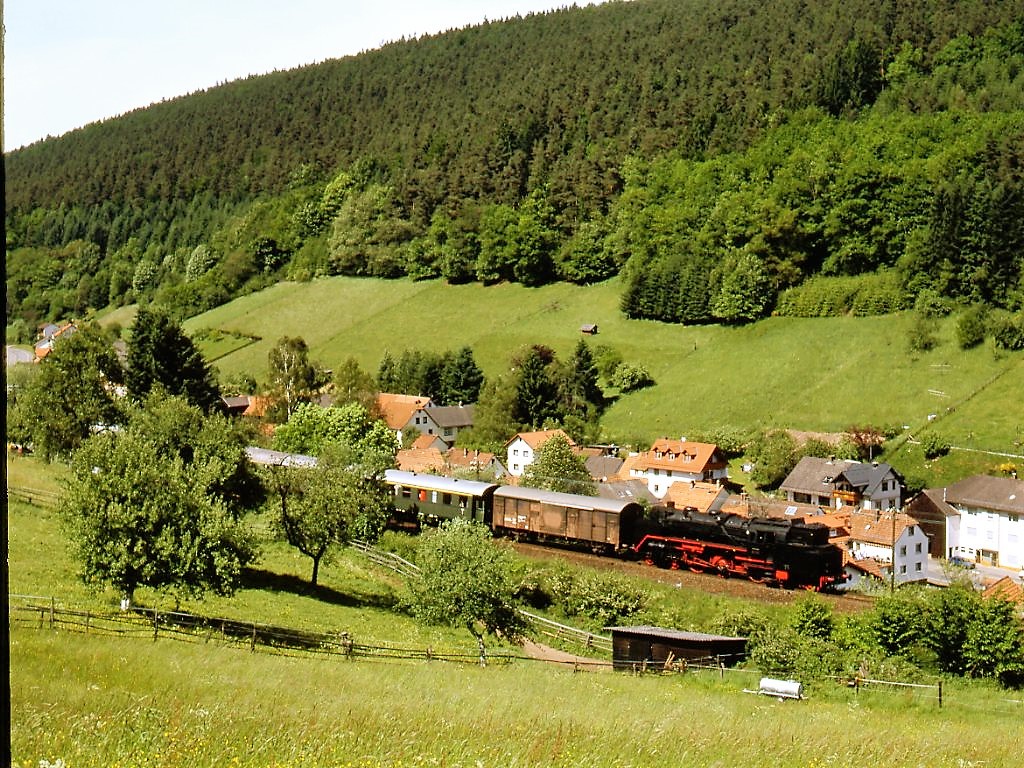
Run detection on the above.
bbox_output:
[384,470,846,591]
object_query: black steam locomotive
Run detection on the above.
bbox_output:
[384,470,846,591]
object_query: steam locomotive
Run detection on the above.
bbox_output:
[384,470,846,591]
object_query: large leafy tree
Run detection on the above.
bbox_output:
[407,518,527,663]
[333,356,379,412]
[268,446,392,585]
[272,401,396,462]
[62,423,257,605]
[10,322,123,461]
[126,307,221,412]
[521,433,595,495]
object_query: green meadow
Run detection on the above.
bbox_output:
[180,275,1023,481]
[9,456,1024,768]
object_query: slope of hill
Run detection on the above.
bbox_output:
[187,275,1024,483]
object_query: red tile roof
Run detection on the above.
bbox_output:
[637,439,726,473]
[984,576,1024,604]
[395,447,446,474]
[377,393,432,431]
[505,429,574,450]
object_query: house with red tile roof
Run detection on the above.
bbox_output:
[661,480,730,515]
[628,438,729,499]
[376,393,434,445]
[34,321,78,359]
[983,576,1024,611]
[846,510,929,585]
[504,429,575,478]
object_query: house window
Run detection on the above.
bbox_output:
[915,562,922,572]
[513,449,519,456]
[1009,515,1020,523]
[915,543,922,554]
[900,565,907,574]
[899,546,907,556]
[967,527,977,536]
[444,428,452,436]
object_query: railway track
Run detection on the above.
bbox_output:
[510,541,874,613]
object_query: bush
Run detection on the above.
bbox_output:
[546,569,648,625]
[610,363,654,393]
[956,305,988,349]
[991,311,1024,351]
[920,431,951,459]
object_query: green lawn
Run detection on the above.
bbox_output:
[9,456,1024,768]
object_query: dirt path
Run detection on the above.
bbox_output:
[520,639,609,670]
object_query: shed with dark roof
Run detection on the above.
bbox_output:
[606,626,747,670]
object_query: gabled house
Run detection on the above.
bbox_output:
[376,393,434,446]
[504,429,575,478]
[780,457,903,510]
[407,403,475,448]
[628,439,729,499]
[410,433,448,452]
[940,474,1024,569]
[845,510,929,585]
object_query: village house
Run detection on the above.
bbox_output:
[844,510,929,586]
[408,403,476,448]
[504,429,575,478]
[780,456,903,510]
[375,393,434,446]
[34,321,78,359]
[627,438,729,499]
[939,474,1024,569]
[661,480,730,515]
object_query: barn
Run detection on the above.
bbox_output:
[606,626,747,671]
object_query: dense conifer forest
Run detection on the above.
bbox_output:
[5,0,1024,339]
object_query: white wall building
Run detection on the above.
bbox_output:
[943,475,1024,569]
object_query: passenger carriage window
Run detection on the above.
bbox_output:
[442,493,452,505]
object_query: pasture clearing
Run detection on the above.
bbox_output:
[183,276,1023,475]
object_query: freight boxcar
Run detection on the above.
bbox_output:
[491,485,643,553]
[384,470,498,528]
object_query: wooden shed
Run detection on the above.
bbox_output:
[580,323,598,335]
[606,626,747,671]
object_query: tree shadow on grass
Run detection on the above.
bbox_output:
[240,567,399,610]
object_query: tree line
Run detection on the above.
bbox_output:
[6,3,1024,338]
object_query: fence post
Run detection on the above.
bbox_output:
[938,680,942,709]
[153,609,159,642]
[85,611,90,634]
[50,596,55,629]
[250,623,257,653]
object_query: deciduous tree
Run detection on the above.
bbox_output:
[521,433,595,495]
[407,518,526,663]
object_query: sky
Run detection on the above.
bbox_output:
[3,1,604,152]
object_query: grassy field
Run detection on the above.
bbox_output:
[182,275,1024,481]
[9,455,1024,767]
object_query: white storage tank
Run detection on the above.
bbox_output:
[758,677,803,699]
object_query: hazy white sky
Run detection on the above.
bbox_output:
[3,1,602,151]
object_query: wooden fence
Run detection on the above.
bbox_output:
[8,594,513,666]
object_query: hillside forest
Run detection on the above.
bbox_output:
[5,0,1024,343]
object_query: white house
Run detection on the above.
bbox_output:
[942,475,1024,569]
[504,429,574,478]
[845,510,930,585]
[627,439,729,499]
